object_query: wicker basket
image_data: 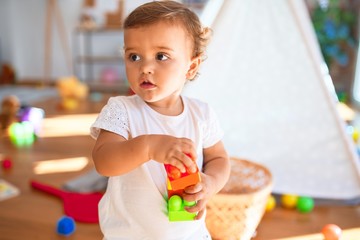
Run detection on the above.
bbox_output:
[206,157,273,240]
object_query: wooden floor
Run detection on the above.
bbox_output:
[0,92,360,240]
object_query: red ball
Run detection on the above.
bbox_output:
[2,158,12,169]
[322,224,342,240]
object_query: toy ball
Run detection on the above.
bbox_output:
[57,216,76,236]
[352,127,359,142]
[321,224,342,240]
[2,157,12,169]
[296,196,314,213]
[168,195,182,211]
[266,195,276,212]
[8,121,35,147]
[281,194,298,209]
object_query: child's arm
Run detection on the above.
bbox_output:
[182,140,230,220]
[92,129,198,177]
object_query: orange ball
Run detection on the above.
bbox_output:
[322,224,342,240]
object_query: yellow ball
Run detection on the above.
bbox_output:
[281,194,298,209]
[266,195,276,212]
[353,128,359,142]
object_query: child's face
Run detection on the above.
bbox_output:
[124,21,200,106]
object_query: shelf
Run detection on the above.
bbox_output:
[75,27,123,33]
[86,81,129,94]
[76,56,124,63]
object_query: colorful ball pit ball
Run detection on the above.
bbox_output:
[266,195,276,212]
[296,196,314,213]
[8,121,35,147]
[57,216,76,236]
[2,157,12,169]
[281,194,298,209]
[321,224,342,240]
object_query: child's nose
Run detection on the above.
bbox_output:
[140,60,154,74]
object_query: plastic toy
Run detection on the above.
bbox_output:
[1,157,12,170]
[296,196,314,213]
[165,153,200,221]
[165,164,201,191]
[321,224,342,240]
[8,121,35,147]
[168,195,197,221]
[57,216,76,236]
[265,195,276,212]
[281,194,298,209]
[18,107,45,136]
[31,180,103,223]
[352,127,359,142]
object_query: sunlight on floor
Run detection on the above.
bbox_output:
[38,114,98,138]
[277,227,360,240]
[33,157,89,174]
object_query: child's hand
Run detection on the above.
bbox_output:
[182,172,216,220]
[148,135,197,173]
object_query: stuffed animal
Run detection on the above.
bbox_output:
[0,95,20,132]
[56,76,89,110]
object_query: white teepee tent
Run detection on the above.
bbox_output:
[185,0,360,199]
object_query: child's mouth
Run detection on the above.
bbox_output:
[140,81,156,89]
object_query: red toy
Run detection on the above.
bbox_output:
[31,180,103,223]
[2,157,12,169]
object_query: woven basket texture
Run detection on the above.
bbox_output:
[206,157,273,240]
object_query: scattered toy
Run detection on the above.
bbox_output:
[57,216,76,236]
[322,224,342,240]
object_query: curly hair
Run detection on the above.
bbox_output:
[124,1,212,63]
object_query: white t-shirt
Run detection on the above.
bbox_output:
[90,95,223,240]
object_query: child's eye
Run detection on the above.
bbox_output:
[129,54,140,62]
[156,53,169,61]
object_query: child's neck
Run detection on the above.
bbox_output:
[146,97,183,116]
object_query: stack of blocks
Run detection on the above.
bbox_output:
[165,159,201,222]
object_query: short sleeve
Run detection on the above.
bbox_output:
[203,106,224,148]
[90,97,130,140]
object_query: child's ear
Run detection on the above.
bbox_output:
[186,56,201,79]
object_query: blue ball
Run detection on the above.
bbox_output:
[57,216,76,236]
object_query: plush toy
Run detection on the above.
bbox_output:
[56,76,89,110]
[0,64,16,85]
[0,95,20,132]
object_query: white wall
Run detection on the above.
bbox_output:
[0,0,150,82]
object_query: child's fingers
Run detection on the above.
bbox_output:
[184,183,202,194]
[195,208,205,220]
[180,152,197,173]
[184,199,205,214]
[166,152,192,173]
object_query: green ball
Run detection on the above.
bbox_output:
[9,122,35,147]
[296,196,314,213]
[168,195,182,211]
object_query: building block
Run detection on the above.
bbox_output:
[168,195,196,221]
[164,155,201,221]
[164,164,201,191]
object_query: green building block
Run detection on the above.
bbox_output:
[168,195,196,221]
